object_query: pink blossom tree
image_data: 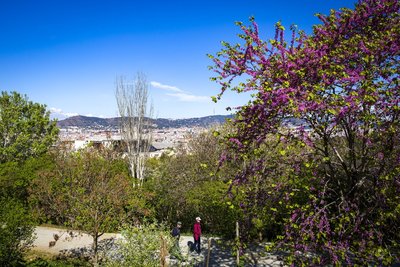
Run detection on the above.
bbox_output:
[209,0,399,265]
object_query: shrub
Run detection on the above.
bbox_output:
[106,220,174,267]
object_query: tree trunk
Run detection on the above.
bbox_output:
[92,233,99,267]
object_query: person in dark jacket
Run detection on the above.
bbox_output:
[193,217,202,254]
[171,221,183,260]
[171,221,182,244]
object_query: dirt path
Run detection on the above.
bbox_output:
[32,226,119,254]
[32,226,285,266]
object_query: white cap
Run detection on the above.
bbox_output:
[196,217,201,221]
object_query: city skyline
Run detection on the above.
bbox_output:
[1,0,357,119]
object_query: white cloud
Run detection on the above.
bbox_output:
[49,107,62,113]
[150,81,183,92]
[166,92,210,103]
[151,81,210,103]
[85,113,106,118]
[64,112,79,117]
[49,107,78,119]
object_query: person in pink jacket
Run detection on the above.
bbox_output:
[193,216,202,254]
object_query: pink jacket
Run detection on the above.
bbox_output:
[193,222,201,240]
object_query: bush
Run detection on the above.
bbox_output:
[106,220,174,267]
[0,198,35,266]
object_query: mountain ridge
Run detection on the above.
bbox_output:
[57,115,234,129]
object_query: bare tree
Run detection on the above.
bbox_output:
[115,72,153,187]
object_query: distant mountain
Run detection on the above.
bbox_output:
[57,115,234,129]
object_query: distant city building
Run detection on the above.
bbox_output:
[58,126,206,157]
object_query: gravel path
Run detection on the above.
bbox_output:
[31,226,285,266]
[174,236,285,267]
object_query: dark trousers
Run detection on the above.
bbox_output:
[194,237,201,253]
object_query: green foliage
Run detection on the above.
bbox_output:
[0,161,28,200]
[29,148,136,265]
[0,154,56,205]
[106,220,174,267]
[226,136,312,241]
[147,129,242,237]
[0,198,35,267]
[185,181,240,238]
[0,91,59,164]
[0,91,57,265]
[31,148,132,228]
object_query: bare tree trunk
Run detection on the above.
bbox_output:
[115,73,153,187]
[93,233,99,267]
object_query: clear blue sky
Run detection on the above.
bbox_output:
[0,0,357,119]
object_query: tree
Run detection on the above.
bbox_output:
[209,0,399,265]
[115,73,153,187]
[0,91,59,164]
[0,91,57,265]
[30,148,134,266]
[149,129,241,237]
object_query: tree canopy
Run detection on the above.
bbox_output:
[209,0,399,265]
[0,91,59,164]
[30,148,134,265]
[0,91,58,265]
[149,129,241,238]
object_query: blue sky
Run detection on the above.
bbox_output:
[0,0,357,119]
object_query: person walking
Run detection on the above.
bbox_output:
[193,217,202,254]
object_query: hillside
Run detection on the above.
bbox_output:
[57,115,234,129]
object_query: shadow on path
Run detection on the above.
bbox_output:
[169,237,285,267]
